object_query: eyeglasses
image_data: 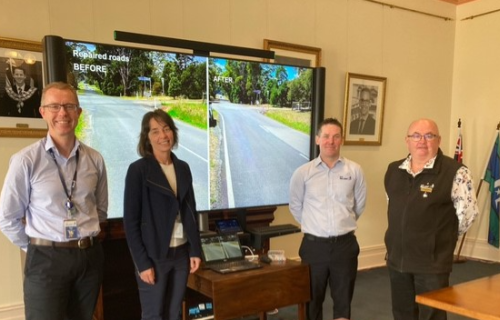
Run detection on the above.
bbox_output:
[407,133,439,142]
[42,104,79,113]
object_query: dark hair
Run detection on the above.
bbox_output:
[41,82,80,107]
[138,109,179,157]
[12,66,26,75]
[360,87,371,96]
[317,118,343,137]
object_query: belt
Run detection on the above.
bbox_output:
[167,242,188,258]
[29,237,95,249]
[304,231,354,243]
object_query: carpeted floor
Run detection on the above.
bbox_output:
[263,258,500,320]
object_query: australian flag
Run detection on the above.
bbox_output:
[485,132,500,248]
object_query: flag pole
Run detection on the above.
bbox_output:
[455,121,500,262]
[455,118,462,163]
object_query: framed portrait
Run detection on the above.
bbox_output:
[264,39,321,67]
[0,36,47,138]
[343,73,387,146]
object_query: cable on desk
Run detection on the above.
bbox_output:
[241,245,256,261]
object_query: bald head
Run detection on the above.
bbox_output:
[407,118,440,137]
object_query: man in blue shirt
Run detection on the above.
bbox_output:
[289,118,367,320]
[0,82,108,320]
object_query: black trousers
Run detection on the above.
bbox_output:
[136,243,190,320]
[24,242,104,320]
[299,233,359,320]
[388,266,449,320]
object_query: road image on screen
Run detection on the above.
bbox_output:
[208,58,312,210]
[200,234,242,262]
[63,40,315,218]
[65,40,209,218]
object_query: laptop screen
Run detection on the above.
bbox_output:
[214,218,243,234]
[201,234,244,263]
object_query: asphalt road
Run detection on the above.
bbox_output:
[201,240,241,261]
[212,100,309,210]
[78,88,209,218]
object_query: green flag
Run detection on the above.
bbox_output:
[484,132,500,248]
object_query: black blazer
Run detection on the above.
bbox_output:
[123,154,202,273]
[350,115,376,135]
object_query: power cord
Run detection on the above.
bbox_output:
[241,245,256,261]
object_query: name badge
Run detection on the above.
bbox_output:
[420,183,435,198]
[64,219,79,239]
[173,219,184,239]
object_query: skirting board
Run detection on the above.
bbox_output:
[0,303,24,320]
[358,244,387,270]
[456,237,500,262]
[289,238,500,270]
[288,244,387,270]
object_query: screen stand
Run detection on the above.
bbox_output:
[235,209,247,232]
[198,212,209,233]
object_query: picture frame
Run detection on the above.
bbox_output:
[0,36,47,138]
[343,73,387,146]
[263,39,321,67]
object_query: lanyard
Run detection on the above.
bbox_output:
[49,148,79,217]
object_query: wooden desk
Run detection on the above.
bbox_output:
[416,274,500,320]
[93,207,278,320]
[185,260,310,320]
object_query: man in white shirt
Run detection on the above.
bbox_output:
[290,117,367,320]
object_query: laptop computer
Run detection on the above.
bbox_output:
[214,218,244,235]
[200,233,262,274]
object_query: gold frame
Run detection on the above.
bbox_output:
[264,39,321,67]
[343,72,387,146]
[0,36,47,138]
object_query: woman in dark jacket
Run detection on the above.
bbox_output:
[124,109,202,320]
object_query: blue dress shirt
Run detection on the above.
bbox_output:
[0,135,108,250]
[289,156,367,237]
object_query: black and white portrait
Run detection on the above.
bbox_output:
[0,58,42,118]
[343,73,386,146]
[349,86,377,135]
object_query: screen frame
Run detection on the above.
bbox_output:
[43,35,325,217]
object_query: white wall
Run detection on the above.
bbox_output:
[273,0,457,263]
[0,139,34,319]
[1,0,499,318]
[450,0,500,261]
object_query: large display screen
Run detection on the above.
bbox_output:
[61,39,320,218]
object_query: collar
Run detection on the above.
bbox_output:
[314,155,345,168]
[399,149,441,176]
[44,134,81,158]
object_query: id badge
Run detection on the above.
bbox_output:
[64,219,79,240]
[173,220,184,239]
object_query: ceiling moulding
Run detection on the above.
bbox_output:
[438,0,478,5]
[364,0,454,20]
